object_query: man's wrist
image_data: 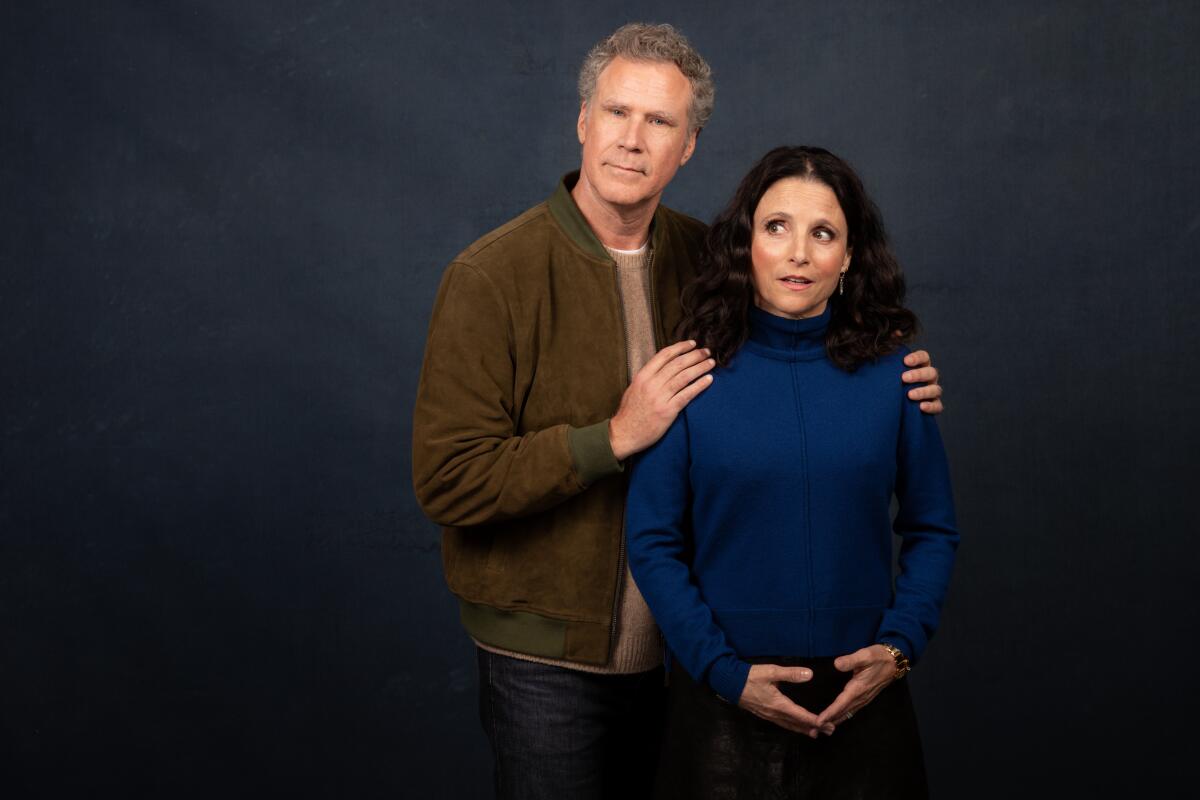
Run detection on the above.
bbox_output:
[607,417,633,462]
[568,420,624,485]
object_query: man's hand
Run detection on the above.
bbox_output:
[737,664,829,738]
[609,340,715,461]
[814,645,897,734]
[902,350,943,414]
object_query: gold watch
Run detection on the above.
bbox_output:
[878,642,910,679]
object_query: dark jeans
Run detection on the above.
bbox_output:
[476,647,666,800]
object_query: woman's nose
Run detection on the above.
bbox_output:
[791,237,809,264]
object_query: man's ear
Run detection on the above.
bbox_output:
[577,102,588,145]
[679,127,699,166]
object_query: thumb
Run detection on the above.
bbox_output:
[833,650,869,673]
[770,665,813,685]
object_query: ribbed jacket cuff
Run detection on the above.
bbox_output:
[707,657,752,705]
[567,420,624,486]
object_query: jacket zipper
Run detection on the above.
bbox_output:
[647,248,662,347]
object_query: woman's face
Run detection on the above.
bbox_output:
[750,177,851,320]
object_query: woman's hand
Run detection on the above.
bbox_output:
[737,664,832,738]
[815,645,899,732]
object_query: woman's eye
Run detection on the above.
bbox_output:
[766,220,784,234]
[813,228,833,242]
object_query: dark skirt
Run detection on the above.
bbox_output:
[655,657,928,800]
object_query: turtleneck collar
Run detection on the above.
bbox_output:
[743,304,831,362]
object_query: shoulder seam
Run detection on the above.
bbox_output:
[458,203,551,262]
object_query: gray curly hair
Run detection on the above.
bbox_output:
[577,23,714,133]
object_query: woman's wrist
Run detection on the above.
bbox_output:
[877,642,910,679]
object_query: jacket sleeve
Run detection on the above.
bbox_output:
[412,261,622,527]
[625,414,752,704]
[876,387,960,662]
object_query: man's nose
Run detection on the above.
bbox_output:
[618,117,642,150]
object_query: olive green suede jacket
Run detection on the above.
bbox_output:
[412,173,706,665]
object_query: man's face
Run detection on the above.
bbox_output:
[575,56,698,212]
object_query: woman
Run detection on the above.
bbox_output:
[626,145,959,799]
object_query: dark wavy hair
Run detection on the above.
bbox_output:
[678,145,918,371]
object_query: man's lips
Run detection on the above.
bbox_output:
[605,162,645,174]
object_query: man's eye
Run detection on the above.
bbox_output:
[610,108,625,117]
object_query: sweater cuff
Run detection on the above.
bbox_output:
[567,420,624,487]
[707,657,752,705]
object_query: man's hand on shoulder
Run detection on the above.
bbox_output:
[901,349,943,415]
[609,340,715,461]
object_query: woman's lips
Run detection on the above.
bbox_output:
[779,277,813,291]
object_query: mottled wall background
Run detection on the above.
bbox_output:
[4,1,1198,796]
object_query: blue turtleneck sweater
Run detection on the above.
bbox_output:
[625,305,959,703]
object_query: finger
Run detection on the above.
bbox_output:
[665,357,716,394]
[905,384,943,401]
[659,347,713,381]
[832,648,872,673]
[903,349,931,368]
[764,712,819,737]
[815,685,863,728]
[901,365,938,384]
[668,373,713,411]
[644,340,700,374]
[920,399,944,414]
[769,695,823,734]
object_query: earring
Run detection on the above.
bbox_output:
[839,271,846,296]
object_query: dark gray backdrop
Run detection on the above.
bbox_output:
[4,1,1198,797]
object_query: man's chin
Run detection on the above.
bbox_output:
[593,181,657,209]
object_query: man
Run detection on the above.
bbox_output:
[412,23,943,799]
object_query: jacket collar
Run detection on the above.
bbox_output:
[548,171,668,261]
